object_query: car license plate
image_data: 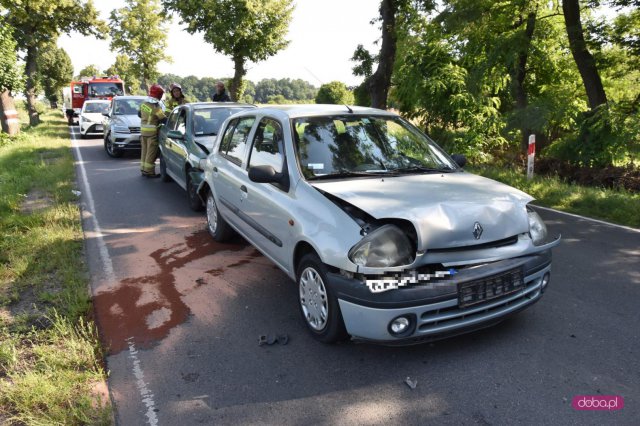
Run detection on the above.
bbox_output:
[458,267,524,308]
[95,125,103,131]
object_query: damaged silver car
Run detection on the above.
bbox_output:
[198,105,560,344]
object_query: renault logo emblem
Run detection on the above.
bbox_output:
[473,222,483,240]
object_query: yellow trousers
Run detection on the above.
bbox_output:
[140,134,159,174]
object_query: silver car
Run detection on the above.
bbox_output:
[103,95,147,158]
[78,100,110,138]
[198,105,561,345]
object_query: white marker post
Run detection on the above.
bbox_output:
[527,134,535,180]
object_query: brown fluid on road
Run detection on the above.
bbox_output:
[93,230,250,354]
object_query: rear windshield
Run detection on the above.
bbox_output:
[88,82,124,97]
[193,107,250,136]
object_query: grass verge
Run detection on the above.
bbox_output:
[469,164,640,229]
[0,108,112,425]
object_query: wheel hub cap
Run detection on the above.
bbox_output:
[206,195,218,233]
[299,267,328,331]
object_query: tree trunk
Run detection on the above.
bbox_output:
[230,55,246,102]
[512,12,537,154]
[368,0,397,109]
[24,45,40,126]
[562,0,607,109]
[0,90,20,135]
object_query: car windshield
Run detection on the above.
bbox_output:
[88,82,124,97]
[192,107,249,136]
[83,102,109,114]
[292,115,458,179]
[114,99,144,115]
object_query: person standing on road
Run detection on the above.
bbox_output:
[139,84,166,178]
[166,82,187,111]
[212,81,231,102]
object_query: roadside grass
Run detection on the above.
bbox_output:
[0,109,112,424]
[469,164,640,229]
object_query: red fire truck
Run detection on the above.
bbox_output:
[63,76,125,125]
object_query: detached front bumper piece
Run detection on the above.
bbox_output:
[332,252,553,345]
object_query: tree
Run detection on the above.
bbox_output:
[76,64,102,80]
[1,0,107,126]
[110,0,171,92]
[164,0,294,101]
[37,44,73,107]
[315,81,354,104]
[0,21,23,135]
[562,0,608,109]
[105,54,141,95]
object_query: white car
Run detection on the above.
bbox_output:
[79,100,110,138]
[103,96,146,158]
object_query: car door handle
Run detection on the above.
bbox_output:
[240,185,247,193]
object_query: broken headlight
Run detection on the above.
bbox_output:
[348,224,414,268]
[527,207,548,246]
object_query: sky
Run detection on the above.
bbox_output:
[58,0,382,88]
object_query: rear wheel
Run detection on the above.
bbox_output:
[187,174,204,211]
[104,133,123,158]
[296,253,348,343]
[206,190,234,242]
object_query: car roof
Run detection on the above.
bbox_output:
[84,99,110,104]
[235,104,397,119]
[113,96,148,100]
[189,102,256,110]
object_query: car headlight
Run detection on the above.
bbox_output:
[81,115,94,123]
[113,125,130,133]
[527,207,548,246]
[348,224,414,268]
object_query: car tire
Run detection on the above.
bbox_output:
[79,131,86,139]
[159,154,172,182]
[187,174,204,211]
[104,133,123,158]
[206,190,234,242]
[296,253,348,343]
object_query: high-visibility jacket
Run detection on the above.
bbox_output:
[165,96,186,112]
[140,98,166,137]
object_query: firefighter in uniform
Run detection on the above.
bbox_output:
[139,84,166,178]
[166,83,187,111]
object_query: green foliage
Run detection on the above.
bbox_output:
[164,0,294,100]
[75,64,102,80]
[0,22,24,93]
[105,54,141,95]
[36,44,73,103]
[110,0,171,90]
[315,81,354,105]
[253,78,317,103]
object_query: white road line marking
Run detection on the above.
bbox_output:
[70,128,159,425]
[126,337,159,426]
[533,205,640,233]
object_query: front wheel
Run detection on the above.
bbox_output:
[187,175,204,211]
[104,133,123,158]
[296,253,348,343]
[206,190,234,242]
[159,154,171,182]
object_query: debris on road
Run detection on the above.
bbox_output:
[259,334,289,346]
[404,377,417,389]
[71,190,82,196]
[277,334,289,345]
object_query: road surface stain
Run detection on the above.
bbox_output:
[93,230,248,354]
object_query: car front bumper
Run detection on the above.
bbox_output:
[111,131,141,151]
[80,122,105,135]
[330,252,552,345]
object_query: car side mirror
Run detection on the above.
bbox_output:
[167,130,184,140]
[451,154,467,168]
[249,165,290,191]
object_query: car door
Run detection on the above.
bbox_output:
[211,116,256,231]
[165,107,189,188]
[237,117,293,272]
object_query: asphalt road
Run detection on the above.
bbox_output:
[71,129,639,425]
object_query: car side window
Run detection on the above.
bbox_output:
[220,117,255,166]
[166,110,179,130]
[176,109,187,134]
[248,118,285,174]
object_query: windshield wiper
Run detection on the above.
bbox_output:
[391,166,455,174]
[307,170,392,180]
